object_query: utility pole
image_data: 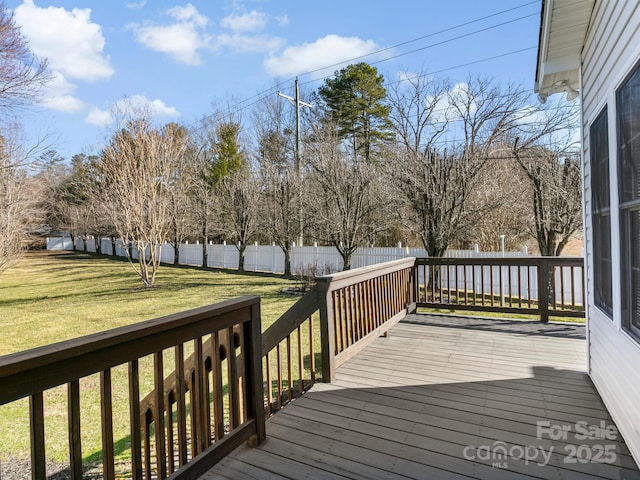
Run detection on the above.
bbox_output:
[278,78,312,246]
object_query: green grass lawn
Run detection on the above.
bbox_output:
[0,251,300,472]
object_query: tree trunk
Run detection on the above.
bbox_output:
[202,241,208,268]
[202,225,208,268]
[238,244,246,271]
[283,247,292,277]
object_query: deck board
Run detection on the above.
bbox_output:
[202,314,640,480]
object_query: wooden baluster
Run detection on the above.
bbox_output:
[189,372,196,458]
[560,266,565,310]
[297,325,304,396]
[204,359,212,442]
[309,315,316,384]
[128,361,143,480]
[344,286,351,344]
[352,284,359,342]
[286,334,293,403]
[517,266,523,308]
[68,380,82,479]
[174,344,187,467]
[361,281,368,337]
[508,265,513,308]
[374,277,382,328]
[570,266,576,309]
[276,343,283,411]
[29,392,46,480]
[193,337,206,453]
[153,352,166,478]
[480,265,485,306]
[489,265,495,306]
[352,283,360,341]
[166,394,174,474]
[100,369,115,479]
[471,265,476,305]
[265,351,273,416]
[582,265,586,311]
[212,332,224,441]
[236,327,247,425]
[527,266,533,308]
[144,410,152,480]
[228,327,240,429]
[334,290,344,354]
[365,279,373,333]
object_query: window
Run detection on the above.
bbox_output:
[617,62,640,340]
[590,107,612,317]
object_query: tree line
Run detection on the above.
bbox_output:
[0,6,582,286]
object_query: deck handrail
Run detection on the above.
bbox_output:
[0,296,265,480]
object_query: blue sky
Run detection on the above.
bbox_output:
[7,0,542,160]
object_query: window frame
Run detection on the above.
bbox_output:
[590,106,613,318]
[616,60,640,341]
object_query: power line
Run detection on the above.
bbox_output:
[298,1,539,79]
[225,1,540,116]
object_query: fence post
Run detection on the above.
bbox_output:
[317,278,336,383]
[537,258,550,323]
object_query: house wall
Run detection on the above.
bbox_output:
[581,0,640,464]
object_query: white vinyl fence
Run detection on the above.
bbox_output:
[50,236,529,275]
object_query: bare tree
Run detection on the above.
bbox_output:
[464,154,531,251]
[0,137,43,273]
[0,4,51,272]
[93,108,188,286]
[253,93,301,276]
[305,122,383,270]
[386,76,535,256]
[513,140,582,256]
[218,170,260,271]
[0,4,51,114]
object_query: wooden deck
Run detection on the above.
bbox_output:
[201,314,640,480]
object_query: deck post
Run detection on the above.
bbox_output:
[538,258,550,323]
[409,259,418,313]
[317,278,336,383]
[246,301,266,443]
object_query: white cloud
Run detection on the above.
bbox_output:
[130,4,210,65]
[126,1,147,9]
[85,107,113,127]
[220,10,267,32]
[263,35,381,77]
[85,95,180,127]
[39,72,85,113]
[14,0,114,82]
[275,15,289,28]
[42,95,85,113]
[167,3,208,27]
[216,33,285,53]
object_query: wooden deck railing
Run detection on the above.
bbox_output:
[317,257,416,381]
[151,258,417,423]
[0,296,265,480]
[415,257,585,322]
[1,256,585,479]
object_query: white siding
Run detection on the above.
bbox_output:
[581,0,640,464]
